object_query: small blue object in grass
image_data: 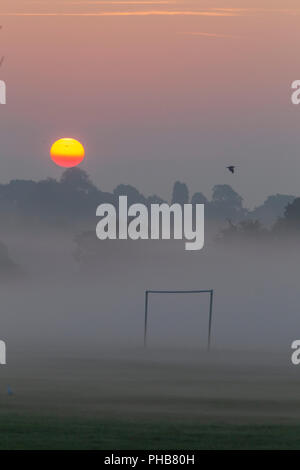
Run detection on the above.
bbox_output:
[7,387,13,396]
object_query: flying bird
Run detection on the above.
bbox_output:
[227,166,235,174]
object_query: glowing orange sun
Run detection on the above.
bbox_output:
[50,138,85,168]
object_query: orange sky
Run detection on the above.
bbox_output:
[0,0,299,206]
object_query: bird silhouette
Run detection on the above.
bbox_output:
[227,166,235,174]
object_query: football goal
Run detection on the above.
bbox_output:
[144,289,214,350]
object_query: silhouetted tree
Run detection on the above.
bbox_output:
[210,184,246,221]
[191,192,208,205]
[250,194,295,225]
[113,184,146,205]
[212,184,242,207]
[171,181,189,205]
[60,168,97,194]
[273,197,300,233]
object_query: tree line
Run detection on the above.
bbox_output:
[0,167,296,230]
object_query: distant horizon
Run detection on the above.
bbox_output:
[0,166,296,212]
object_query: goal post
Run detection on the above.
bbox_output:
[144,289,214,350]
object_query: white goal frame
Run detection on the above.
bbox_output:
[144,289,214,350]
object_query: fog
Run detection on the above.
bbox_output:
[0,227,298,356]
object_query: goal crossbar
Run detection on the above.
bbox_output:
[144,289,214,350]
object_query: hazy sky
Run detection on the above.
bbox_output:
[0,0,299,207]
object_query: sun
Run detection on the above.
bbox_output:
[50,138,85,168]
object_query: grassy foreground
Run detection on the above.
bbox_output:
[1,415,300,450]
[1,350,300,449]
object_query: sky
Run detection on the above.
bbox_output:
[0,0,299,208]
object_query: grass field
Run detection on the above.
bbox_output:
[1,416,300,449]
[1,348,300,449]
